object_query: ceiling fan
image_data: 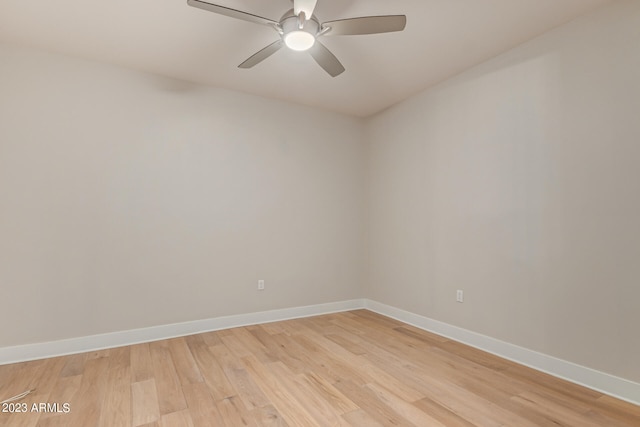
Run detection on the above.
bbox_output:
[187,0,407,77]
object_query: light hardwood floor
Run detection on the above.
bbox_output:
[1,310,638,426]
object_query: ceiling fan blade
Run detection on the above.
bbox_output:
[294,0,318,19]
[309,41,345,77]
[323,15,406,36]
[187,0,277,27]
[238,40,284,68]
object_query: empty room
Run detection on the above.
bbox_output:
[1,0,639,426]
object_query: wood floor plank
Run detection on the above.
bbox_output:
[512,390,622,427]
[167,338,203,386]
[59,353,88,378]
[365,381,447,427]
[228,327,277,363]
[159,409,195,427]
[324,333,368,356]
[38,374,82,423]
[130,343,153,383]
[249,404,290,427]
[182,382,226,427]
[1,408,38,427]
[223,367,270,410]
[219,329,254,359]
[291,334,371,387]
[240,355,318,427]
[591,395,640,425]
[131,379,160,427]
[267,361,348,426]
[185,341,235,402]
[0,310,637,427]
[259,321,290,336]
[265,333,317,374]
[306,329,426,402]
[597,394,640,417]
[503,356,604,401]
[1,360,45,400]
[200,331,224,347]
[341,409,385,427]
[98,347,132,427]
[30,357,66,396]
[33,414,71,427]
[333,379,414,426]
[215,395,255,427]
[393,324,449,344]
[301,371,359,415]
[149,341,188,415]
[404,367,541,427]
[412,397,478,427]
[207,343,243,371]
[5,356,67,427]
[357,361,425,403]
[87,349,111,360]
[63,356,110,427]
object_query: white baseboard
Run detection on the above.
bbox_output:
[2,297,638,406]
[0,299,366,366]
[364,299,640,406]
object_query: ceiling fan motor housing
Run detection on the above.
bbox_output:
[280,10,320,50]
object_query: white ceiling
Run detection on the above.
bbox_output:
[0,0,612,117]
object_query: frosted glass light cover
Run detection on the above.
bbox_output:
[284,31,316,51]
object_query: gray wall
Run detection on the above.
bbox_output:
[0,45,366,346]
[365,0,640,382]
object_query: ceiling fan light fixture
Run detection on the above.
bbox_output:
[284,30,316,51]
[187,0,407,77]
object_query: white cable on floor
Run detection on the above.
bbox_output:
[0,389,35,404]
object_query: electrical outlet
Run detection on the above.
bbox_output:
[258,280,265,291]
[456,290,464,303]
